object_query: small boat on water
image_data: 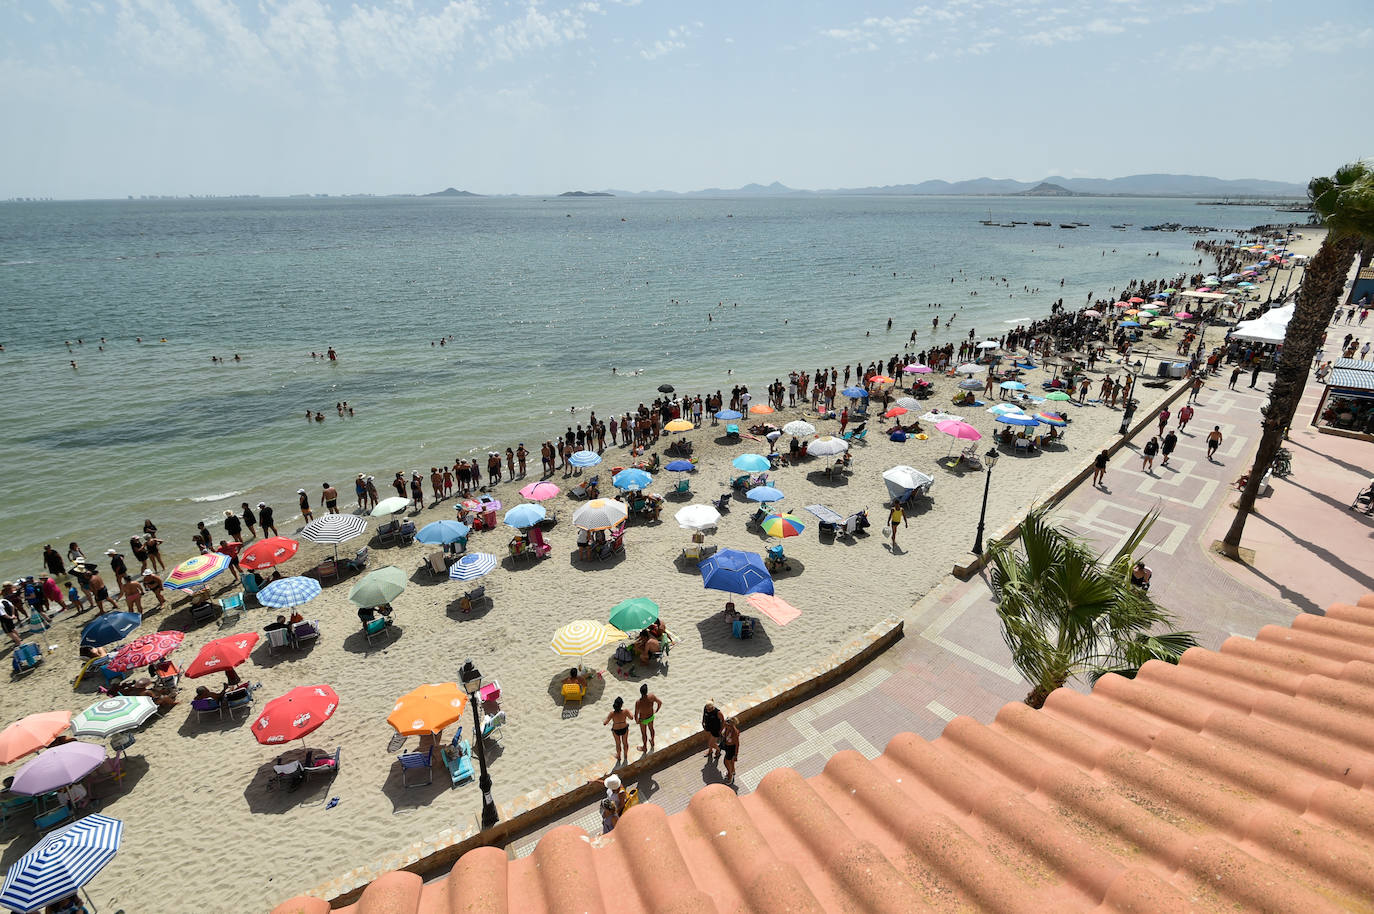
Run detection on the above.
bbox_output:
[1010,221,1027,225]
[1074,222,1090,227]
[1032,221,1051,226]
[1059,223,1077,229]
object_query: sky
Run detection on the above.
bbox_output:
[1,0,1371,198]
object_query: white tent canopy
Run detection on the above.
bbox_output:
[1178,290,1232,301]
[1231,303,1294,345]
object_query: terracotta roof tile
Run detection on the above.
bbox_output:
[274,595,1374,914]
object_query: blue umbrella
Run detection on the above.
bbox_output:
[568,450,601,468]
[664,459,695,473]
[449,552,498,582]
[841,386,868,399]
[503,504,547,528]
[613,468,653,491]
[745,485,784,503]
[999,381,1027,390]
[415,520,470,544]
[714,409,743,420]
[731,453,770,472]
[79,613,141,649]
[996,413,1041,427]
[0,814,122,913]
[1150,292,1169,299]
[1119,320,1140,328]
[699,549,774,596]
[257,576,322,609]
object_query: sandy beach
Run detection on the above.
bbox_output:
[0,235,1315,913]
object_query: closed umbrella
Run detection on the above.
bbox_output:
[519,481,561,501]
[387,683,468,737]
[69,697,157,739]
[675,504,721,531]
[10,743,107,796]
[448,552,498,582]
[78,613,141,649]
[807,436,848,457]
[371,496,409,517]
[104,630,184,672]
[252,685,338,745]
[0,713,73,765]
[239,537,299,571]
[781,420,815,437]
[569,451,602,468]
[612,468,653,491]
[348,566,408,607]
[607,597,659,632]
[572,499,629,530]
[415,520,470,544]
[731,453,770,472]
[164,553,230,590]
[550,620,625,660]
[0,814,123,914]
[256,576,322,610]
[503,504,547,528]
[699,549,774,596]
[185,632,260,679]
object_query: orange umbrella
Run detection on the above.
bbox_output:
[748,404,774,414]
[868,375,896,385]
[0,712,73,764]
[387,683,469,736]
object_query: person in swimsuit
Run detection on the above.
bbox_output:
[298,488,313,522]
[701,700,723,762]
[322,483,339,514]
[634,683,662,753]
[720,717,741,784]
[604,696,632,764]
[128,536,149,572]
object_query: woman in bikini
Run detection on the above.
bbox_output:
[604,696,632,764]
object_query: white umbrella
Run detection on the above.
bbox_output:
[957,378,984,390]
[572,499,629,531]
[976,341,1000,349]
[882,466,935,500]
[675,504,722,531]
[920,411,958,424]
[894,397,921,410]
[807,435,848,457]
[370,496,408,516]
[987,403,1025,415]
[781,420,815,437]
[956,363,984,374]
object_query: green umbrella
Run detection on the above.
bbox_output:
[607,597,660,632]
[348,565,408,607]
[70,696,157,738]
[1045,391,1072,402]
[1149,320,1171,328]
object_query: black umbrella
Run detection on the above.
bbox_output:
[657,384,675,394]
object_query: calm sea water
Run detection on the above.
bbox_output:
[0,194,1282,578]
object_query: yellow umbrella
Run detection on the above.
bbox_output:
[386,682,468,736]
[664,419,694,432]
[550,620,624,659]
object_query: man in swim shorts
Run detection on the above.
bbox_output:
[634,683,662,753]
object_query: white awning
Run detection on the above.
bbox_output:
[1231,303,1294,344]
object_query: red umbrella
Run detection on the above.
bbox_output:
[883,406,909,419]
[105,630,185,672]
[239,536,300,571]
[1128,297,1144,304]
[185,632,260,679]
[252,685,338,745]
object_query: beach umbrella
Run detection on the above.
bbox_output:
[10,743,106,796]
[699,549,774,596]
[807,436,848,457]
[78,613,141,649]
[104,630,184,672]
[1045,391,1072,402]
[675,504,721,531]
[503,504,547,528]
[957,378,984,391]
[1128,297,1144,304]
[715,409,743,420]
[781,420,815,437]
[607,597,659,632]
[748,404,775,414]
[976,341,1000,350]
[387,683,468,737]
[1113,301,1130,309]
[935,420,982,449]
[519,481,561,501]
[1119,320,1140,328]
[572,499,628,531]
[459,497,501,513]
[69,697,157,739]
[164,552,230,591]
[882,466,934,501]
[760,513,806,538]
[747,594,801,627]
[1163,287,1177,293]
[568,450,602,468]
[883,406,909,419]
[1174,311,1193,319]
[920,411,959,424]
[550,620,625,660]
[415,519,470,544]
[987,403,1024,415]
[840,387,868,399]
[348,565,408,607]
[996,413,1041,427]
[0,714,73,765]
[1236,282,1255,288]
[448,552,498,582]
[256,576,322,610]
[731,453,770,472]
[239,536,299,571]
[1084,309,1102,317]
[300,514,368,545]
[657,384,675,394]
[894,397,921,410]
[371,496,409,517]
[1036,411,1067,426]
[612,468,653,492]
[745,485,784,503]
[664,419,694,432]
[999,381,1027,391]
[185,632,260,679]
[868,375,896,386]
[1149,320,1171,328]
[664,459,695,473]
[955,363,984,374]
[1123,308,1139,315]
[0,814,123,914]
[252,685,338,745]
[903,364,932,374]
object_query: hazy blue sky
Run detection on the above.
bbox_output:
[2,0,1370,197]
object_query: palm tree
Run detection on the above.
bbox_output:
[1220,161,1374,558]
[988,508,1197,708]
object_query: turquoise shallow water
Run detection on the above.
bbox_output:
[0,194,1282,578]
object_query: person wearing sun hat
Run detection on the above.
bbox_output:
[257,501,278,537]
[297,488,313,522]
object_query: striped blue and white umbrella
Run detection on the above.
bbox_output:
[0,814,122,913]
[299,514,368,545]
[568,450,602,468]
[448,552,498,582]
[256,576,323,609]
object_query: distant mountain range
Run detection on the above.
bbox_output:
[597,174,1307,198]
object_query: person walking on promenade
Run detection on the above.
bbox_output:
[1177,403,1194,432]
[1206,426,1223,461]
[1091,449,1109,488]
[1141,436,1159,473]
[1189,375,1204,403]
[1228,365,1241,390]
[1118,399,1137,435]
[1161,430,1178,468]
[1157,407,1170,437]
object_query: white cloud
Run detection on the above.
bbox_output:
[114,0,211,71]
[484,5,592,65]
[640,22,696,60]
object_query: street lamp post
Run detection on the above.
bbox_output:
[971,447,1000,556]
[460,658,500,828]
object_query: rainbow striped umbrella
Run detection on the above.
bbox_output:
[760,513,806,538]
[165,552,230,590]
[1035,412,1067,427]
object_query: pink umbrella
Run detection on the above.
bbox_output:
[104,630,184,673]
[902,364,932,374]
[936,419,982,456]
[1196,287,1211,292]
[747,594,801,626]
[1114,302,1130,309]
[1174,311,1193,319]
[518,481,561,501]
[1084,309,1101,317]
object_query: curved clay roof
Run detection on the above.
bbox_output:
[275,594,1374,913]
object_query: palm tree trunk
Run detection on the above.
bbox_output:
[1219,234,1360,558]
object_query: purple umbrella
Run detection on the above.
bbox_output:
[10,742,107,796]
